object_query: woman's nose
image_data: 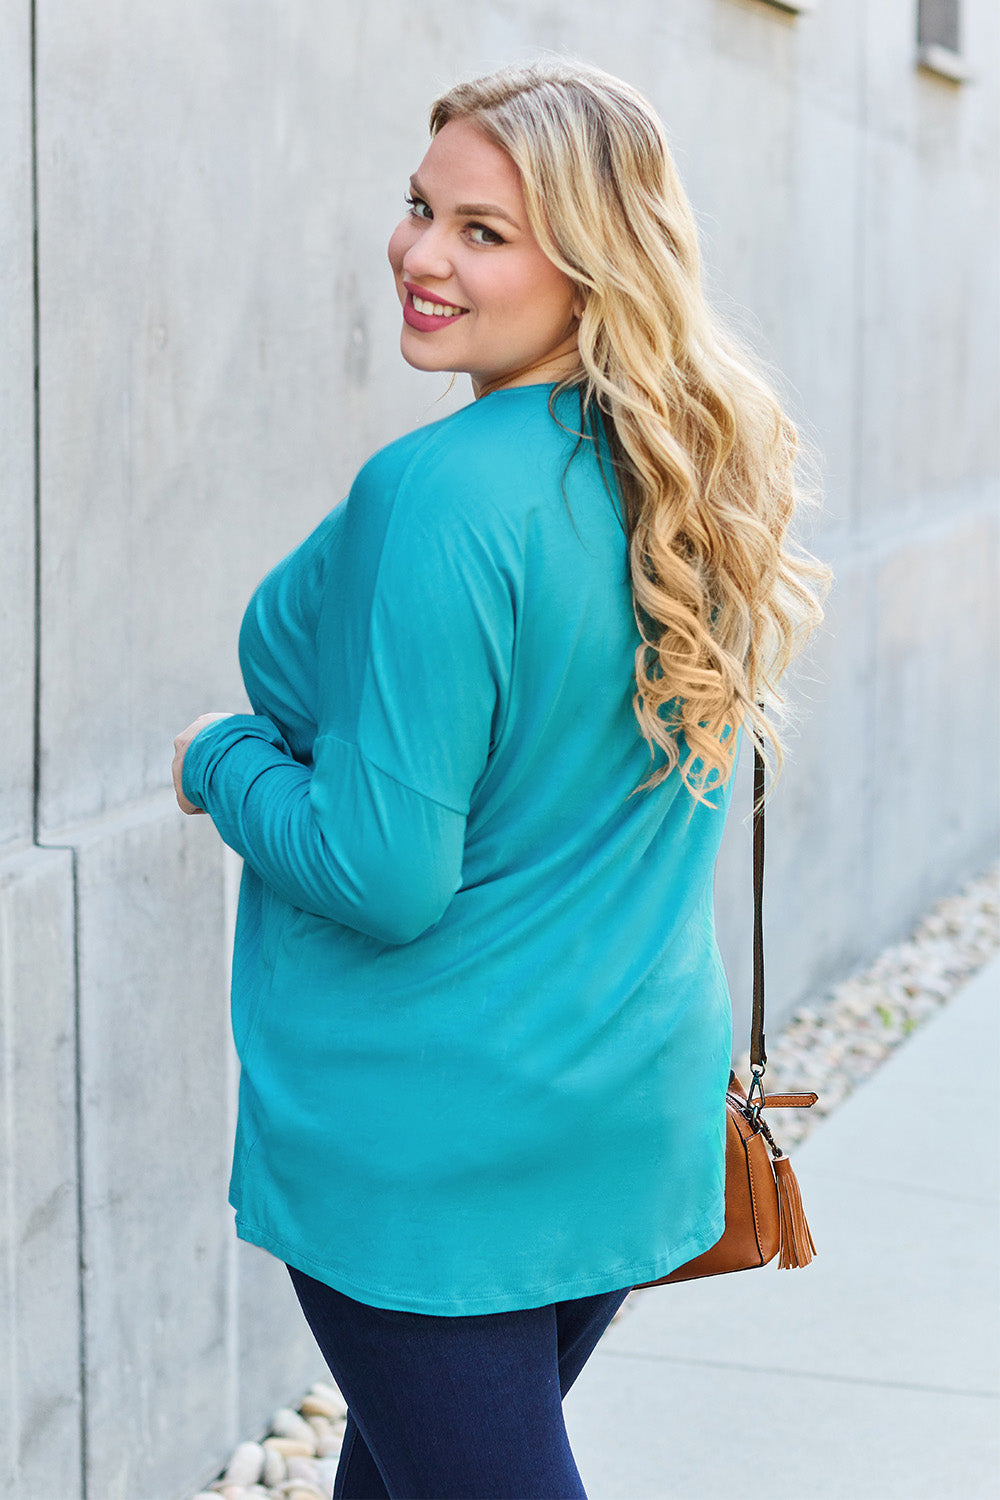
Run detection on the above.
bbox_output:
[401,225,454,285]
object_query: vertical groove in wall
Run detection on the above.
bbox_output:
[29,0,41,849]
[28,5,88,1495]
[1,900,22,1494]
[852,0,876,932]
[849,2,867,537]
[69,849,88,1500]
[223,846,241,1451]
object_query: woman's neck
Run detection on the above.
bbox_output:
[472,339,583,400]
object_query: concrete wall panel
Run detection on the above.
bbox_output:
[760,549,879,1012]
[717,546,875,1044]
[859,0,1000,517]
[0,0,36,849]
[234,1240,324,1446]
[0,846,80,1500]
[35,4,351,832]
[721,498,999,1036]
[870,505,1000,936]
[73,803,230,1500]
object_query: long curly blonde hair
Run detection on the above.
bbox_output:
[431,60,831,802]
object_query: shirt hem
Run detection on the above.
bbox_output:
[231,1203,726,1316]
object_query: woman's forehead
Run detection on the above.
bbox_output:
[415,120,524,213]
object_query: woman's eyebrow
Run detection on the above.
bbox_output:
[409,175,520,228]
[455,201,519,226]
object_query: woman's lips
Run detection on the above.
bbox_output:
[402,288,469,333]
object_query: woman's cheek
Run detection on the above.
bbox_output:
[387,220,416,277]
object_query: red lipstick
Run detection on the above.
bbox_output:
[402,282,469,333]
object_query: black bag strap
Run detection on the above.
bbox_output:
[750,741,766,1076]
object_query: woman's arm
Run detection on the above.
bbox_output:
[179,713,467,945]
[175,448,517,946]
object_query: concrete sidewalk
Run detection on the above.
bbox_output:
[564,954,1000,1500]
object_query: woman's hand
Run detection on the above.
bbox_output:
[172,713,235,814]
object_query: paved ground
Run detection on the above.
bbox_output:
[563,954,1000,1500]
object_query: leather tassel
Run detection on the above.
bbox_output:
[773,1153,817,1268]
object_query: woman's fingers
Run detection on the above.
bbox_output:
[172,712,235,814]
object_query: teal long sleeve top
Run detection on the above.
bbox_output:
[183,382,736,1315]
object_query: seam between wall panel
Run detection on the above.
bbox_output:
[30,0,40,849]
[853,0,876,946]
[28,1,89,1493]
[1,897,22,1493]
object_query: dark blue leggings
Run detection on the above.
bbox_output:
[286,1263,631,1499]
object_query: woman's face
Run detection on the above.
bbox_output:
[387,118,582,396]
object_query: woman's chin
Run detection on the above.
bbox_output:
[399,332,454,375]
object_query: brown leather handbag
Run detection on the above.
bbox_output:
[635,745,818,1287]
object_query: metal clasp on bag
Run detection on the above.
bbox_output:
[746,1064,766,1126]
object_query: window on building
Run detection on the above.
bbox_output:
[917,0,969,82]
[918,0,960,53]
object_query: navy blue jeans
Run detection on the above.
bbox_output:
[286,1263,631,1499]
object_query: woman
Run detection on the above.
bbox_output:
[172,59,827,1500]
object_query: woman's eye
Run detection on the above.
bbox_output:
[402,197,502,245]
[468,223,505,246]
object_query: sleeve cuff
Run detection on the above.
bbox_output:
[181,712,291,812]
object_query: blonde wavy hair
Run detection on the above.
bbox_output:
[431,60,831,802]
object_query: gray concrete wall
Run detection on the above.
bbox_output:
[2,2,997,1497]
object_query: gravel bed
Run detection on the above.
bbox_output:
[192,863,998,1500]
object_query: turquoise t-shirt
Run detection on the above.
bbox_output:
[183,382,735,1315]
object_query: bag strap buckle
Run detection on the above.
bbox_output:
[746,1063,766,1125]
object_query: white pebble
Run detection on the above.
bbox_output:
[301,1391,343,1423]
[223,1441,265,1486]
[310,1379,348,1416]
[263,1436,314,1460]
[316,1455,341,1487]
[286,1456,321,1483]
[262,1445,287,1486]
[304,1413,334,1443]
[271,1407,318,1448]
